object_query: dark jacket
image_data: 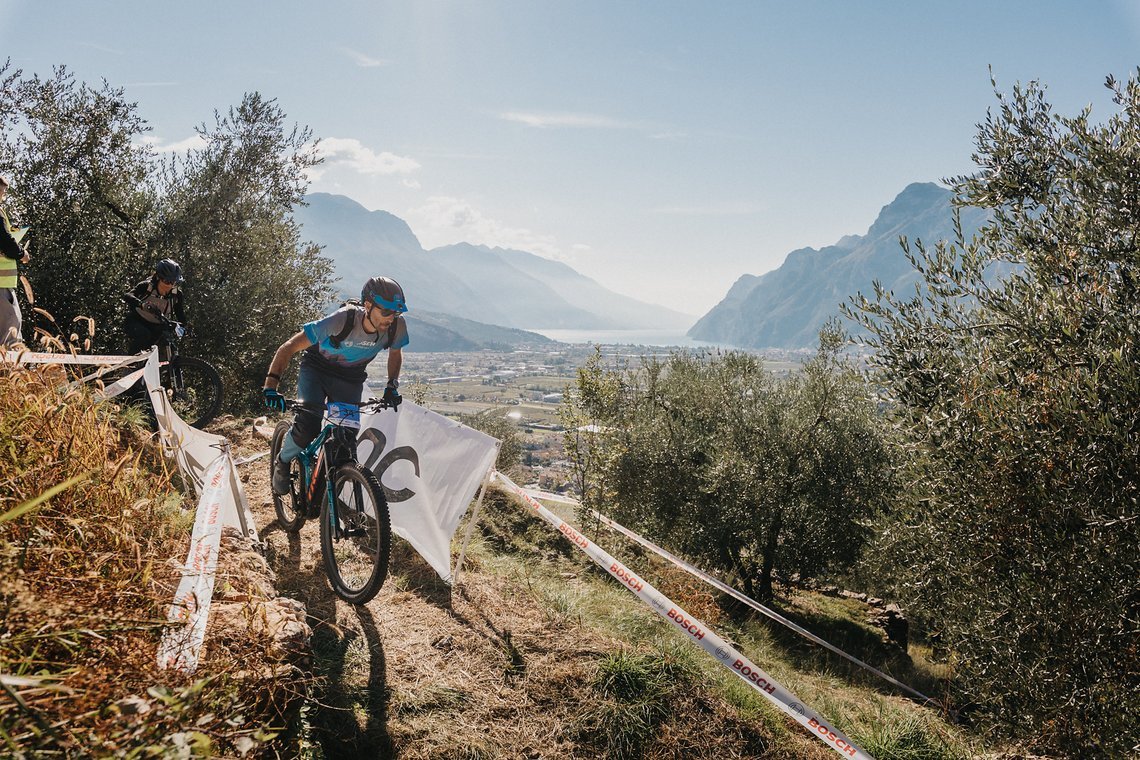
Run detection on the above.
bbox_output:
[125,278,187,324]
[0,207,24,260]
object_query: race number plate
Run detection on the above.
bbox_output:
[326,401,361,429]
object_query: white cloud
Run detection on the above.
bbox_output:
[341,47,388,67]
[407,195,564,260]
[318,138,420,176]
[140,134,207,153]
[498,111,638,129]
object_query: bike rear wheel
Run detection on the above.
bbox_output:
[162,356,224,429]
[270,421,306,533]
[320,463,391,605]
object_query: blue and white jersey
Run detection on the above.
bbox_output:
[300,306,409,380]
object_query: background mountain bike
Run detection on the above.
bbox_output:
[123,294,224,429]
[270,399,393,605]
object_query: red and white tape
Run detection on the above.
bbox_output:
[157,454,230,673]
[497,472,873,759]
[0,350,150,365]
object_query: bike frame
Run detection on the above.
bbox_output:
[295,417,359,540]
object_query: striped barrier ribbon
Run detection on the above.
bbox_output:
[1,350,150,365]
[588,508,934,705]
[496,471,873,760]
[156,453,230,673]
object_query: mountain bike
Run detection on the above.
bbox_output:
[270,399,393,605]
[123,294,224,429]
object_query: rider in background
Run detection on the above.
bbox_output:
[123,258,187,353]
[263,276,409,495]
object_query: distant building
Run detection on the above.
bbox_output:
[542,393,563,403]
[427,376,466,384]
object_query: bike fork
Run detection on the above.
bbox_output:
[326,471,367,539]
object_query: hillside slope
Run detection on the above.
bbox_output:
[3,370,1000,758]
[228,421,985,759]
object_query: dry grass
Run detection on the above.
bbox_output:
[0,363,299,757]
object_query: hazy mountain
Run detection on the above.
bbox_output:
[292,193,492,319]
[405,310,555,352]
[294,193,689,334]
[689,182,990,349]
[428,244,692,329]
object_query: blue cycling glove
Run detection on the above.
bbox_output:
[263,387,286,412]
[382,382,402,410]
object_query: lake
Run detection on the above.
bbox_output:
[529,328,734,348]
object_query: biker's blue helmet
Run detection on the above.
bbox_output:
[362,276,407,313]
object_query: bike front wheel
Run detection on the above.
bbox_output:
[270,420,306,533]
[163,356,224,429]
[320,463,391,605]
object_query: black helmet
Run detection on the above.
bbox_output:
[361,276,407,313]
[155,258,184,285]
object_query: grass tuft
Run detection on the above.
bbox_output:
[576,646,699,759]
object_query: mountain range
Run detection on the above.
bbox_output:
[295,183,987,352]
[688,182,990,349]
[294,193,690,339]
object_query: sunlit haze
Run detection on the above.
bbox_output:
[3,0,1138,315]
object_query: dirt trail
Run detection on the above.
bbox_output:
[219,417,801,760]
[226,419,601,758]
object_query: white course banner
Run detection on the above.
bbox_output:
[142,352,257,540]
[358,401,498,583]
[156,453,231,673]
[496,471,874,760]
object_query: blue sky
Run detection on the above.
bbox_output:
[2,1,1138,316]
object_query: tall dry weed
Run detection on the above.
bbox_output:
[0,362,292,757]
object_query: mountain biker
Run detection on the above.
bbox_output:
[0,173,31,347]
[263,276,409,495]
[122,259,188,354]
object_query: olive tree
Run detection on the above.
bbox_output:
[0,62,156,350]
[0,61,333,411]
[150,92,333,408]
[846,72,1140,755]
[563,324,895,603]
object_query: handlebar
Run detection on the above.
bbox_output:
[123,293,187,333]
[282,398,395,412]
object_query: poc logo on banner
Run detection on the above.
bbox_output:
[360,429,421,502]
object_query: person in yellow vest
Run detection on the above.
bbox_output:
[0,174,31,347]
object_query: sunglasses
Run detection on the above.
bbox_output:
[375,306,398,317]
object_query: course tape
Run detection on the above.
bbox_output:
[1,350,150,366]
[497,471,873,760]
[156,454,229,673]
[589,509,934,705]
[8,347,256,672]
